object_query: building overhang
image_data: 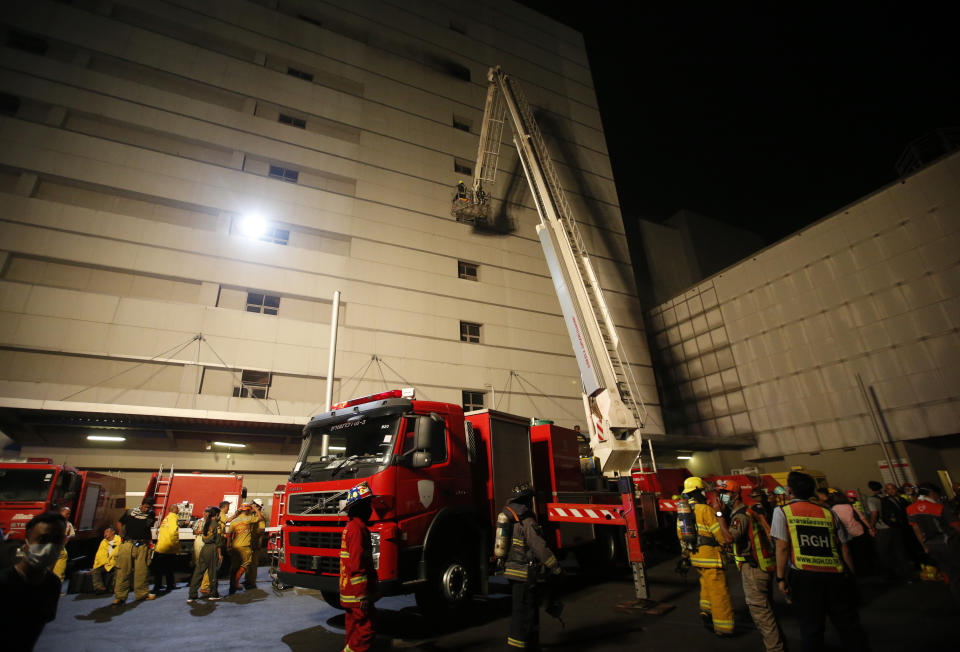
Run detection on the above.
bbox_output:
[0,397,309,448]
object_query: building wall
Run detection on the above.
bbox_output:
[0,0,661,459]
[647,151,960,487]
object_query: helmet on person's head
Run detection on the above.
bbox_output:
[716,479,740,494]
[343,481,373,510]
[510,481,534,502]
[845,490,858,501]
[682,477,704,494]
[251,498,264,509]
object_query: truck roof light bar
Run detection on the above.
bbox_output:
[330,388,415,410]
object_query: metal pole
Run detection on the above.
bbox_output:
[320,290,341,457]
[855,373,900,486]
[647,438,657,473]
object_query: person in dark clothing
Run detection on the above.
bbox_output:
[772,471,869,652]
[0,511,67,651]
[503,481,561,651]
[907,483,960,607]
[867,481,912,582]
[188,506,224,602]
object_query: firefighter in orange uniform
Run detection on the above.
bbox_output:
[339,481,379,652]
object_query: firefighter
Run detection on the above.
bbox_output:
[679,476,735,636]
[907,482,960,606]
[718,479,784,651]
[152,503,180,593]
[200,500,231,595]
[456,180,467,201]
[90,526,121,594]
[113,497,157,606]
[187,506,224,602]
[227,503,263,593]
[245,498,266,589]
[502,481,561,650]
[50,505,74,583]
[339,481,379,652]
[772,471,868,652]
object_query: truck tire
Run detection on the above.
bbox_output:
[415,549,473,619]
[320,589,344,610]
[575,526,622,574]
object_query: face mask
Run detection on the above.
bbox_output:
[719,493,731,506]
[20,542,63,568]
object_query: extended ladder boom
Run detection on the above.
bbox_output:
[470,66,648,476]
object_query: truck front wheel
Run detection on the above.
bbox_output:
[415,551,473,618]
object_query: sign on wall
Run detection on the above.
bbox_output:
[877,458,916,486]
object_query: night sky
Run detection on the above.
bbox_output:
[518,1,959,243]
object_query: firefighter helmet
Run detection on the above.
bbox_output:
[682,477,704,494]
[716,478,740,494]
[344,481,373,509]
[510,481,534,501]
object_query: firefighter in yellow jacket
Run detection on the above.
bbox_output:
[227,503,263,594]
[679,476,735,636]
[91,526,122,593]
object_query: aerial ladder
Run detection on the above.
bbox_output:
[455,66,651,477]
[455,67,664,606]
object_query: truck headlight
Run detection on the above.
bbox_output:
[370,532,381,570]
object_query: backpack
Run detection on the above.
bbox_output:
[879,496,904,528]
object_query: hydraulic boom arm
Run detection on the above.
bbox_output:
[467,66,649,476]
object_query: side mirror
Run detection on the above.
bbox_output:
[414,412,444,452]
[412,451,433,469]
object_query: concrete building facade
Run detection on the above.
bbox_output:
[646,152,960,492]
[0,0,660,501]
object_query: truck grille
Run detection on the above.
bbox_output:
[288,530,342,549]
[286,491,345,515]
[289,553,340,574]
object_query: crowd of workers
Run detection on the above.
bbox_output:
[677,472,960,652]
[3,472,958,652]
[0,496,267,650]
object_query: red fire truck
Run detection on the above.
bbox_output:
[275,392,651,612]
[0,459,125,565]
[142,466,244,554]
[277,66,666,611]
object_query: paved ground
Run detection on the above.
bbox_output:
[38,557,954,651]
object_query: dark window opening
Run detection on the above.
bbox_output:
[0,92,21,116]
[233,370,271,399]
[458,261,478,281]
[278,113,307,129]
[269,165,299,183]
[449,63,471,82]
[246,292,281,315]
[460,321,481,343]
[6,30,49,55]
[452,115,471,132]
[298,14,323,27]
[261,227,290,245]
[454,161,473,175]
[462,391,485,413]
[287,67,315,82]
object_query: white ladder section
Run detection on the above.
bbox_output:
[501,73,648,433]
[152,464,174,520]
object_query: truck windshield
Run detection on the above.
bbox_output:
[300,414,401,470]
[0,469,56,502]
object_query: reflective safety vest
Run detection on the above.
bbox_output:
[731,507,775,572]
[782,501,843,573]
